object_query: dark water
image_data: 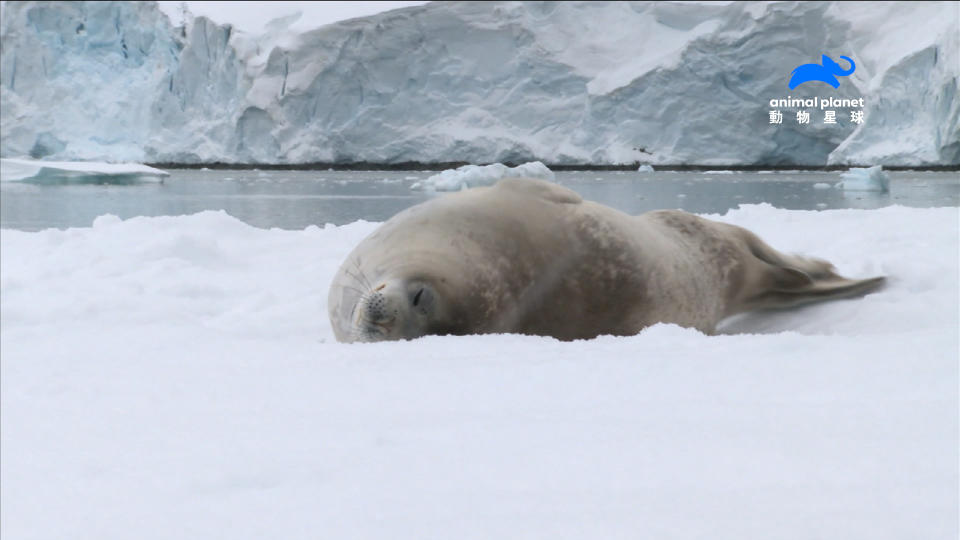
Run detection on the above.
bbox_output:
[1,169,957,231]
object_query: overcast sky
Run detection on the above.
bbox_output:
[156,1,430,35]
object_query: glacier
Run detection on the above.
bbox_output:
[1,1,957,166]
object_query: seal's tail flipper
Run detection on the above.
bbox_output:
[747,265,886,311]
[739,231,886,312]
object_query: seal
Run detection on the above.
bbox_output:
[328,178,885,342]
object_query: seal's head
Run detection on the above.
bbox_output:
[328,254,473,343]
[349,277,444,342]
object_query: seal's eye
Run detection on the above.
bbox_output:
[412,288,424,306]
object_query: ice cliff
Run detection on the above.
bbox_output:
[1,1,957,166]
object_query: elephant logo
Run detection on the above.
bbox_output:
[788,55,856,90]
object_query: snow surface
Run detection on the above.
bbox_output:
[0,157,169,182]
[156,1,430,36]
[412,161,554,191]
[1,1,957,165]
[838,165,890,192]
[2,204,957,539]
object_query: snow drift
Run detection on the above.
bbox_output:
[1,1,957,166]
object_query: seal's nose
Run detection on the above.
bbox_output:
[353,286,398,341]
[362,290,389,321]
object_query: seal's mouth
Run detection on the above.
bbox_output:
[352,322,389,342]
[359,316,395,338]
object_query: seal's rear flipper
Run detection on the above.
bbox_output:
[747,267,887,311]
[737,230,887,312]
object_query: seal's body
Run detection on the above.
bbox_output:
[328,178,884,342]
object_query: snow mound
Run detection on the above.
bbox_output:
[1,204,957,539]
[637,164,655,173]
[838,165,890,192]
[412,161,555,191]
[0,158,169,182]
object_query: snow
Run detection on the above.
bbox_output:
[156,1,430,36]
[2,1,957,166]
[2,204,957,539]
[521,2,725,96]
[0,158,169,182]
[412,161,555,191]
[838,165,890,192]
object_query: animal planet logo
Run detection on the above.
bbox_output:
[788,55,855,89]
[768,54,864,126]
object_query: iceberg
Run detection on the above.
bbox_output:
[637,164,655,173]
[0,158,169,182]
[1,1,956,166]
[412,161,555,191]
[837,165,889,192]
